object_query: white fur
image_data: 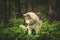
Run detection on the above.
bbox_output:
[24,12,42,35]
[25,20,30,24]
[19,25,27,31]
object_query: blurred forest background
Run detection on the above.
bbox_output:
[0,0,60,40]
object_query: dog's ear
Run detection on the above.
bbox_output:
[23,14,30,16]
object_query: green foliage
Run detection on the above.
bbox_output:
[39,21,60,40]
[9,18,24,27]
[0,21,60,40]
[0,27,26,40]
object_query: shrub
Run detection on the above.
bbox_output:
[0,21,60,40]
[0,27,26,40]
[39,21,60,40]
[9,18,24,27]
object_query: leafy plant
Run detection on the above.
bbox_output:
[9,18,24,27]
[0,21,60,40]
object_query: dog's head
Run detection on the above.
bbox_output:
[23,14,31,20]
[23,14,31,24]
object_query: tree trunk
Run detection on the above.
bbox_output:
[25,0,32,13]
[31,0,35,12]
[3,0,9,27]
[15,0,22,18]
[48,0,56,23]
[7,0,11,19]
[56,0,60,20]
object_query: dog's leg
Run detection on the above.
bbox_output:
[28,28,32,35]
[27,25,32,35]
[36,29,39,35]
[34,25,40,37]
[35,29,40,37]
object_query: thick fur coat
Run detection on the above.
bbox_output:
[23,12,42,35]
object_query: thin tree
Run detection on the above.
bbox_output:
[25,0,32,13]
[15,0,22,18]
[48,0,56,23]
[3,0,9,27]
[56,0,60,20]
[7,0,11,19]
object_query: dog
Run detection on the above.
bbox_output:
[23,12,42,35]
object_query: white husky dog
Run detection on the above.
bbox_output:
[23,12,42,35]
